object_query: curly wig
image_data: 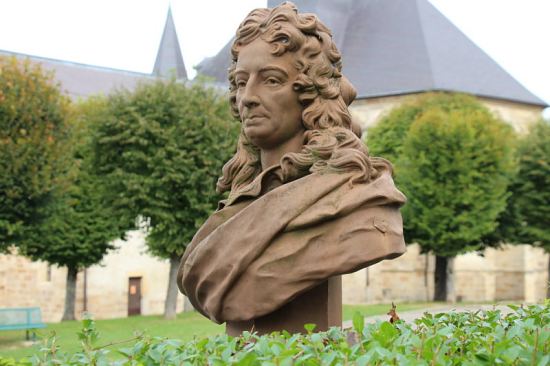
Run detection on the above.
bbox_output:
[217,2,390,195]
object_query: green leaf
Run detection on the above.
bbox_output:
[352,311,365,335]
[304,323,316,333]
[380,321,398,339]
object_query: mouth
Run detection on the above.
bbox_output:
[243,115,265,126]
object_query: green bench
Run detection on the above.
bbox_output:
[0,307,46,340]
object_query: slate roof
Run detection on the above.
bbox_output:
[197,0,546,107]
[0,49,152,99]
[0,6,187,99]
[153,7,187,79]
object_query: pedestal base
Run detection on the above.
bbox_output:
[226,276,342,336]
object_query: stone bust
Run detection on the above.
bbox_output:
[177,2,406,335]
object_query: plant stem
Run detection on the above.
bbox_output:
[93,335,142,351]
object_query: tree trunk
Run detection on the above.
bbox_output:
[163,254,181,320]
[445,256,456,303]
[424,253,430,302]
[62,267,78,321]
[434,256,447,301]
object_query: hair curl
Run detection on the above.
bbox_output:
[217,2,390,194]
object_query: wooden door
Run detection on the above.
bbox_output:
[128,277,142,316]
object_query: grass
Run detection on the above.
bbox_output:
[0,311,223,361]
[0,302,442,361]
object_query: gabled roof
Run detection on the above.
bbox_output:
[0,49,152,99]
[0,5,189,98]
[197,0,546,107]
[153,7,187,79]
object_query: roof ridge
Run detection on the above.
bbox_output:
[0,49,151,76]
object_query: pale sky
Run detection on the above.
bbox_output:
[0,0,548,115]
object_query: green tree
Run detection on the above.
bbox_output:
[91,79,239,319]
[20,99,130,320]
[501,120,550,296]
[367,93,516,301]
[0,56,70,250]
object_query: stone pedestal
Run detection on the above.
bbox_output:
[226,276,342,336]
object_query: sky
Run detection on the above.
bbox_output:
[0,0,548,115]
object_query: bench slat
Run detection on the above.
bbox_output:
[0,307,46,331]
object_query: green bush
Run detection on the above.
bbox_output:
[2,303,548,365]
[366,92,517,301]
[0,56,71,250]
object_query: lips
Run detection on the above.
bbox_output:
[244,115,266,126]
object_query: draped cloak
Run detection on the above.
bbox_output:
[177,165,407,324]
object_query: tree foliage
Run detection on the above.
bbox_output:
[366,93,516,256]
[20,98,130,269]
[0,56,70,250]
[366,93,486,166]
[502,119,550,250]
[19,98,131,320]
[91,79,239,258]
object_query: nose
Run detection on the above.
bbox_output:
[243,95,260,108]
[240,82,260,109]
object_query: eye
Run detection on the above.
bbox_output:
[236,79,247,88]
[265,77,281,85]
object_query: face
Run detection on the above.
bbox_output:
[234,38,304,150]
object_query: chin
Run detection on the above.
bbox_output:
[244,128,271,147]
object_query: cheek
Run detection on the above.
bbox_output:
[234,94,244,115]
[284,99,303,128]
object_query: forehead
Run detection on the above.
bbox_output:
[235,38,297,74]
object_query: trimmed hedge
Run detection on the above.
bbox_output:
[1,303,548,365]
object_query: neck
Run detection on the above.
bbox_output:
[260,132,305,170]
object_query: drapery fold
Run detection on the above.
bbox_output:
[178,170,406,323]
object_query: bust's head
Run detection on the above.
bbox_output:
[218,2,385,195]
[228,2,356,137]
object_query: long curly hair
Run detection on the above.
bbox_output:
[217,2,390,195]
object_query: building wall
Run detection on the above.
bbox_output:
[350,94,543,133]
[479,97,544,134]
[0,230,186,323]
[343,244,433,304]
[350,95,407,131]
[342,244,548,304]
[2,237,547,323]
[0,252,66,322]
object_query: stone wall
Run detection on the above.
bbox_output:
[0,253,66,322]
[2,239,547,322]
[349,94,543,133]
[523,245,549,302]
[0,230,186,322]
[342,244,548,304]
[343,244,433,304]
[479,97,544,134]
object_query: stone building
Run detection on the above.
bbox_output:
[0,1,547,323]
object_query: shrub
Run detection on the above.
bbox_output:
[2,303,548,365]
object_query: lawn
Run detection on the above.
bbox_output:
[0,303,439,361]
